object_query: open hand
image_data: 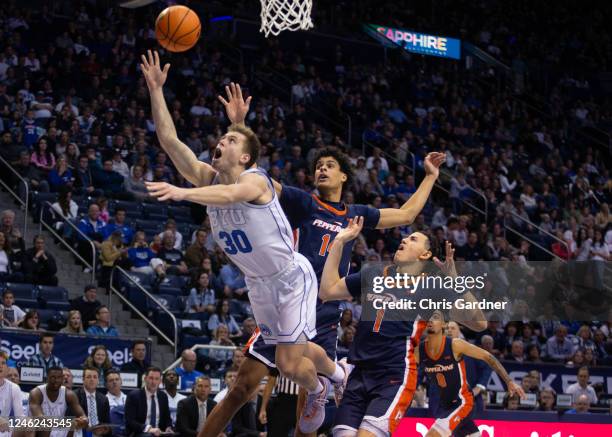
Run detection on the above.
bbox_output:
[146,181,187,202]
[140,50,170,91]
[433,240,457,277]
[507,381,526,399]
[218,82,252,125]
[335,216,364,244]
[423,152,446,178]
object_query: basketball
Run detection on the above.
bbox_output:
[155,5,201,52]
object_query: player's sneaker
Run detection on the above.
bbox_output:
[333,357,354,406]
[299,376,330,434]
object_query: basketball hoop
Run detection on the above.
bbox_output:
[259,0,314,37]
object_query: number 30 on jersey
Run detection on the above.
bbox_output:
[218,230,253,254]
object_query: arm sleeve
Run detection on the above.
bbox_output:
[345,271,362,299]
[352,205,381,229]
[279,185,312,225]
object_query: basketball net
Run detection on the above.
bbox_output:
[259,0,314,37]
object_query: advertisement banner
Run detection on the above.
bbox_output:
[487,361,612,395]
[0,329,151,369]
[365,24,461,60]
[397,417,612,436]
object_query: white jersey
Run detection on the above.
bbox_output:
[208,168,294,278]
[0,380,24,437]
[37,385,69,437]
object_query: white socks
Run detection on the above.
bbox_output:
[308,377,324,394]
[330,363,345,383]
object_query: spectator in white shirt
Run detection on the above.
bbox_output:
[213,368,238,404]
[565,366,598,405]
[0,289,25,327]
[105,370,126,408]
[163,370,186,427]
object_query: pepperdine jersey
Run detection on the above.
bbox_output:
[345,263,451,368]
[280,186,380,338]
[208,168,295,278]
[419,336,474,408]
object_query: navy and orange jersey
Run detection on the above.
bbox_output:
[279,185,380,336]
[419,336,474,409]
[344,264,432,369]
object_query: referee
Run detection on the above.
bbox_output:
[259,369,299,436]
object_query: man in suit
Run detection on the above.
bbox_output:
[176,376,216,437]
[124,366,173,437]
[75,367,112,437]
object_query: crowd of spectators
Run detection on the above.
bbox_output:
[0,0,609,422]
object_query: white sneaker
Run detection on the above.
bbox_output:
[298,376,329,434]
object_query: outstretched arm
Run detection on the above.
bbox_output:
[218,82,283,197]
[376,152,445,229]
[452,338,525,398]
[141,50,215,187]
[146,172,269,206]
[320,217,364,301]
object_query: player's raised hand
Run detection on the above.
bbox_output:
[507,380,526,399]
[433,240,457,277]
[218,82,252,125]
[145,181,187,202]
[423,152,446,178]
[140,50,170,91]
[336,216,364,244]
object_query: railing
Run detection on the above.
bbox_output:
[109,266,178,357]
[0,154,29,241]
[164,343,237,373]
[503,211,569,262]
[361,134,489,222]
[38,201,96,283]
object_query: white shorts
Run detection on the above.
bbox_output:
[245,252,317,345]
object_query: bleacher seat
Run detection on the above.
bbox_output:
[34,309,64,328]
[156,284,183,297]
[168,205,191,221]
[45,301,71,311]
[111,200,141,214]
[159,274,187,290]
[38,285,69,301]
[121,271,153,288]
[15,298,38,308]
[4,283,37,299]
[143,203,167,219]
[148,294,182,312]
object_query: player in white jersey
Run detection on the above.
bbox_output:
[141,50,348,432]
[0,352,24,437]
[28,367,88,437]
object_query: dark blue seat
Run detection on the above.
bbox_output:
[4,283,37,299]
[156,284,183,297]
[35,309,62,328]
[45,301,71,311]
[181,334,210,350]
[168,205,191,220]
[15,298,38,308]
[121,271,153,288]
[159,275,187,290]
[135,219,162,232]
[148,294,182,312]
[154,311,182,339]
[38,286,69,301]
[143,203,167,219]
